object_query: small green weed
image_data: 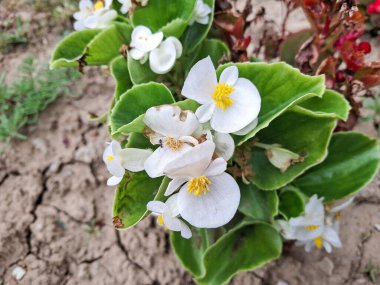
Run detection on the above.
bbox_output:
[0,57,80,142]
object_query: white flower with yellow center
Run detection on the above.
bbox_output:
[182,56,261,134]
[189,0,212,25]
[129,26,164,64]
[278,195,325,241]
[163,141,240,228]
[73,0,117,31]
[118,0,132,14]
[103,140,152,186]
[147,194,192,239]
[144,105,200,178]
[296,222,342,253]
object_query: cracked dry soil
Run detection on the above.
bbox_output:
[1,4,380,285]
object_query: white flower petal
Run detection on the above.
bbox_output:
[131,26,163,52]
[165,178,189,196]
[144,105,199,138]
[147,200,167,214]
[119,148,153,172]
[323,227,342,248]
[204,157,227,177]
[219,66,238,86]
[107,159,125,177]
[79,0,93,11]
[211,78,261,133]
[323,241,332,253]
[329,196,354,213]
[164,141,215,178]
[144,144,192,178]
[107,176,123,186]
[74,20,86,31]
[214,132,235,160]
[305,195,324,217]
[195,103,215,123]
[163,211,182,231]
[149,39,177,74]
[180,221,192,239]
[102,143,113,163]
[233,118,258,136]
[182,56,217,104]
[111,140,122,154]
[97,10,117,28]
[166,193,180,216]
[177,173,240,228]
[129,48,147,61]
[165,37,183,59]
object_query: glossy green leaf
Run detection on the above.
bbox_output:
[126,132,153,149]
[113,173,166,229]
[181,0,215,53]
[193,39,230,68]
[113,99,199,136]
[50,29,100,69]
[295,89,350,120]
[249,109,336,190]
[196,222,282,285]
[278,186,305,219]
[131,0,196,38]
[279,29,312,66]
[238,182,278,222]
[127,53,158,84]
[294,132,380,202]
[110,82,174,132]
[85,22,132,65]
[170,229,207,278]
[110,56,133,101]
[216,62,326,145]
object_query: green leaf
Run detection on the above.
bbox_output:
[114,99,199,136]
[50,29,101,69]
[249,109,336,190]
[126,132,152,149]
[238,182,278,222]
[110,82,174,132]
[127,53,158,84]
[85,22,132,65]
[113,173,167,229]
[216,62,326,145]
[279,29,313,66]
[295,89,351,121]
[170,229,207,278]
[181,0,215,53]
[196,222,282,285]
[278,186,305,219]
[294,132,380,202]
[131,0,196,38]
[110,56,133,101]
[193,39,230,68]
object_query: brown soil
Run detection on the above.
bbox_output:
[1,2,380,285]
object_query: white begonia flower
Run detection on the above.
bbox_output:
[144,105,200,178]
[129,26,164,64]
[182,56,261,134]
[103,140,153,186]
[163,141,240,228]
[149,37,183,74]
[147,194,192,239]
[73,0,117,31]
[279,195,325,241]
[118,0,131,14]
[296,221,342,253]
[189,0,212,25]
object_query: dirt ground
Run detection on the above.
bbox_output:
[1,1,380,285]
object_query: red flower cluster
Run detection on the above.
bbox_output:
[334,31,372,71]
[367,0,380,14]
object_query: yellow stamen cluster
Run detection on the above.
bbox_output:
[157,214,164,226]
[165,137,184,151]
[304,225,319,231]
[313,236,323,249]
[188,176,211,197]
[106,155,114,161]
[94,0,104,11]
[212,83,235,110]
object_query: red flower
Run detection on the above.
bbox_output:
[357,42,372,54]
[367,0,380,14]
